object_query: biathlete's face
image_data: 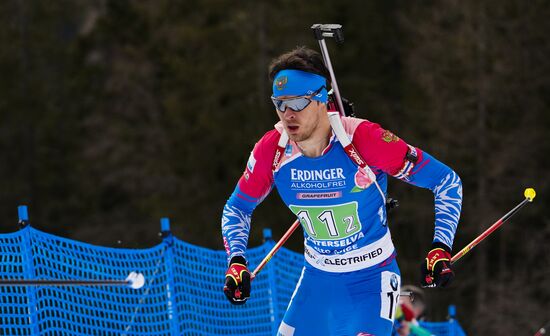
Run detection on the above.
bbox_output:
[271,70,329,144]
[274,94,326,142]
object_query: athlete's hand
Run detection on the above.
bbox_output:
[420,243,454,288]
[223,256,251,305]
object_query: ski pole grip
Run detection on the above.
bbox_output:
[311,24,344,43]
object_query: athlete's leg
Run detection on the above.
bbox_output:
[277,267,330,336]
[347,260,401,336]
[278,261,400,336]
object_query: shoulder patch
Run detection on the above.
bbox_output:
[381,130,399,143]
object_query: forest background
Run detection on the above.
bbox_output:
[1,1,549,334]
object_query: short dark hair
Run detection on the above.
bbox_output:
[268,46,330,87]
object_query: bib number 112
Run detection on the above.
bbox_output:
[291,202,361,240]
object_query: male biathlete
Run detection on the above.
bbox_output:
[221,46,462,336]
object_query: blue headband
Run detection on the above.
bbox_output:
[272,69,328,103]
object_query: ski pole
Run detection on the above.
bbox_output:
[251,219,300,279]
[0,272,146,289]
[451,188,536,264]
[534,321,549,336]
[311,23,346,116]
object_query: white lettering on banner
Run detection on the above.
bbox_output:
[290,168,345,181]
[306,232,365,248]
[345,146,365,166]
[272,148,283,171]
[334,245,357,254]
[290,181,346,189]
[311,244,358,255]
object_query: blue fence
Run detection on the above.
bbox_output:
[0,206,466,335]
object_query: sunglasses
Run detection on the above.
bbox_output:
[271,86,325,112]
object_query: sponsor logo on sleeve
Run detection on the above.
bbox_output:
[246,152,256,173]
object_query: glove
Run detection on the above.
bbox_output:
[223,256,251,305]
[420,243,454,288]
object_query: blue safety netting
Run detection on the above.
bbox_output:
[419,320,467,336]
[0,225,466,335]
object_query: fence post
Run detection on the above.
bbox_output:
[448,304,457,336]
[262,228,280,335]
[160,218,180,336]
[18,205,40,336]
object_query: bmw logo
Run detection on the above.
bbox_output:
[390,274,398,291]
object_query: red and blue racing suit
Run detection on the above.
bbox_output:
[222,116,462,335]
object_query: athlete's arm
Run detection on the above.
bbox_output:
[221,130,280,261]
[400,151,462,249]
[352,120,462,250]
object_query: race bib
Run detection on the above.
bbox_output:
[290,202,362,240]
